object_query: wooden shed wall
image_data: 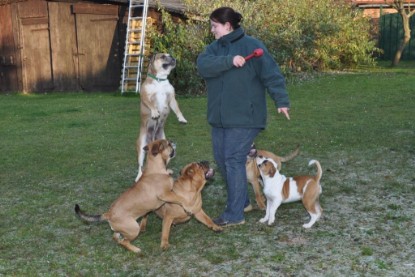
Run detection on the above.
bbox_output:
[0,0,131,93]
[0,3,21,92]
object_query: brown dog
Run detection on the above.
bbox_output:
[140,161,222,250]
[245,144,300,211]
[74,139,193,254]
[135,53,187,181]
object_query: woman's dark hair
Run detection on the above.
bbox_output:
[209,7,243,29]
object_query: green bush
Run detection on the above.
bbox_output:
[149,0,380,95]
[147,9,210,96]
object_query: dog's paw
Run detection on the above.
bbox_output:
[212,225,223,233]
[167,169,174,175]
[178,117,188,124]
[302,223,313,229]
[259,218,267,224]
[161,242,170,251]
[151,110,160,119]
[183,207,193,216]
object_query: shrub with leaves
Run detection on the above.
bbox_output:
[149,0,380,95]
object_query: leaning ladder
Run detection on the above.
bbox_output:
[120,0,149,93]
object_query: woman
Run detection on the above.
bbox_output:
[197,7,290,227]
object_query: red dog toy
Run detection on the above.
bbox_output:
[244,48,264,61]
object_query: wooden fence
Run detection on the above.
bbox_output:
[379,13,415,60]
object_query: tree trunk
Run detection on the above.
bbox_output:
[392,12,411,66]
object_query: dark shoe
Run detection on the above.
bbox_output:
[213,217,245,227]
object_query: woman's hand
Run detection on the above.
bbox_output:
[233,55,246,67]
[278,107,290,120]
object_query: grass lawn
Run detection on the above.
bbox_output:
[0,62,414,276]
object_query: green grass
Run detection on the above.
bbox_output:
[1,62,414,276]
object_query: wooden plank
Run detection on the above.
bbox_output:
[18,0,47,18]
[0,4,19,92]
[21,17,48,25]
[75,10,121,91]
[72,3,118,16]
[20,21,53,92]
[48,1,80,91]
[11,2,23,91]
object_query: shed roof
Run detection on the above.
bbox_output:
[149,0,185,13]
[0,0,186,13]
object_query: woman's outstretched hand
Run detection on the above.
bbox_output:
[278,107,290,120]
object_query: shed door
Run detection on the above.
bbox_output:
[48,2,79,91]
[73,4,121,91]
[19,2,53,92]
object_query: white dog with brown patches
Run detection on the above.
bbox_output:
[256,156,323,228]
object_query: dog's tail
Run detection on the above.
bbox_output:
[280,145,300,163]
[74,204,106,223]
[308,160,322,183]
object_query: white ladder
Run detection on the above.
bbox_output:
[120,0,149,94]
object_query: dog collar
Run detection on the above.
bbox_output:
[147,73,167,82]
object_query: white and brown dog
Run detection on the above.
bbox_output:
[256,155,323,228]
[136,53,187,181]
[246,144,300,210]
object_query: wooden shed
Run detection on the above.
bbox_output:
[0,0,185,93]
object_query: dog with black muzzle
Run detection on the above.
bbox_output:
[136,53,187,181]
[75,139,194,254]
[140,161,222,250]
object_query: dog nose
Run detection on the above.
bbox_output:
[168,140,176,148]
[199,160,209,167]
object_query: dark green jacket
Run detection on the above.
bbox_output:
[197,27,289,128]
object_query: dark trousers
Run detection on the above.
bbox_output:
[211,127,261,221]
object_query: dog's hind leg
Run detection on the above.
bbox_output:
[135,133,147,182]
[113,232,141,253]
[111,220,141,253]
[154,121,166,141]
[303,201,322,228]
[303,199,323,229]
[139,215,148,232]
[302,182,322,228]
[303,212,319,228]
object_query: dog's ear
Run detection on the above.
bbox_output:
[185,164,196,177]
[268,161,277,177]
[150,141,162,156]
[148,54,156,73]
[187,168,195,176]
